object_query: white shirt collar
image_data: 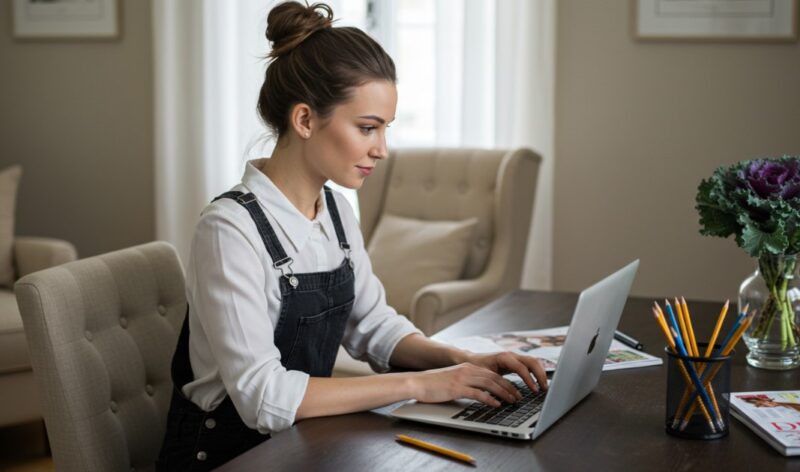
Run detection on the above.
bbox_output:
[241,158,333,253]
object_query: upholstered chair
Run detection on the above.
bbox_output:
[1,237,77,428]
[334,147,541,376]
[15,242,185,472]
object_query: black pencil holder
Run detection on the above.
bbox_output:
[664,343,732,440]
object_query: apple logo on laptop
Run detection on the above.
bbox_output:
[587,328,600,355]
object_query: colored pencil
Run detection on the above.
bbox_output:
[396,434,476,465]
[652,307,716,431]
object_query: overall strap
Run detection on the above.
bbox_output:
[323,186,351,253]
[212,191,293,269]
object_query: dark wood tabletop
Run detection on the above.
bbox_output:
[216,290,799,471]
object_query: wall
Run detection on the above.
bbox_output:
[554,1,800,302]
[0,0,153,259]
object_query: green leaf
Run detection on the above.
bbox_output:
[740,223,789,257]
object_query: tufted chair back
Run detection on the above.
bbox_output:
[357,147,541,334]
[14,242,185,472]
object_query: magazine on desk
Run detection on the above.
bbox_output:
[730,391,800,456]
[447,326,662,372]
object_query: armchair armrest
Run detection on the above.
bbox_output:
[14,237,78,279]
[410,276,503,336]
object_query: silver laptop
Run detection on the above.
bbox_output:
[390,260,639,440]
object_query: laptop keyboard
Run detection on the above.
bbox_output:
[451,380,546,428]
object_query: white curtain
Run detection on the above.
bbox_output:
[153,0,274,265]
[386,0,556,289]
[495,1,556,291]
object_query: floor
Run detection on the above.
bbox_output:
[0,422,54,472]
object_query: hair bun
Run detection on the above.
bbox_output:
[266,2,334,59]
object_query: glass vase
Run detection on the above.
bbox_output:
[738,253,800,370]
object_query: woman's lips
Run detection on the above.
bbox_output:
[356,166,374,177]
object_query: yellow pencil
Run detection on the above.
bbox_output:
[396,434,476,465]
[704,300,729,358]
[674,299,729,430]
[681,297,721,426]
[672,299,694,356]
[681,297,700,357]
[652,307,716,432]
[678,311,755,429]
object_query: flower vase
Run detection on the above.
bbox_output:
[738,254,800,370]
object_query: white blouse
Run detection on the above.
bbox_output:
[183,158,421,434]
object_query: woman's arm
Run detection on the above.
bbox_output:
[295,360,519,420]
[391,333,549,394]
[296,334,549,421]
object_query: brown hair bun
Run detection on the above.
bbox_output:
[266,1,333,59]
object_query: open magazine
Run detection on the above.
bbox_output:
[447,326,662,372]
[730,391,800,456]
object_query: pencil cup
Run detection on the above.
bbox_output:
[664,343,732,440]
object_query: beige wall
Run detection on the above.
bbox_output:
[554,1,800,302]
[0,0,153,258]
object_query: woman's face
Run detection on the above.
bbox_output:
[306,80,397,189]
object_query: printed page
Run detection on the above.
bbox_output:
[731,391,800,450]
[449,326,661,372]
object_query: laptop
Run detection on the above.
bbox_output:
[390,260,639,440]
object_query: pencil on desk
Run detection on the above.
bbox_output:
[396,434,476,465]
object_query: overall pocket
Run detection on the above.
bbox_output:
[284,298,354,376]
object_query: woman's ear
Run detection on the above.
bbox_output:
[290,103,313,139]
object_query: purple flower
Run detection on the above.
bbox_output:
[738,159,800,200]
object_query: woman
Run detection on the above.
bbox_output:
[157,2,547,470]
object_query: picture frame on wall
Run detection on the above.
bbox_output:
[12,0,120,40]
[634,0,798,41]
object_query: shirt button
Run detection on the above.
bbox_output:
[119,317,128,328]
[145,384,154,396]
[157,305,167,316]
[205,418,216,430]
[196,451,207,461]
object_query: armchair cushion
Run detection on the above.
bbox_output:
[0,165,22,287]
[367,214,477,316]
[14,237,78,279]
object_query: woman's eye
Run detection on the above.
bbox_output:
[360,126,376,135]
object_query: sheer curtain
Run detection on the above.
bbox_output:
[375,0,556,289]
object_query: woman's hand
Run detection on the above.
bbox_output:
[408,362,523,408]
[464,351,548,394]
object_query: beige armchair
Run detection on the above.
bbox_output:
[0,237,77,429]
[15,242,185,471]
[334,147,541,376]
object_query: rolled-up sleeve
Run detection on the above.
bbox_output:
[336,196,423,372]
[188,209,309,434]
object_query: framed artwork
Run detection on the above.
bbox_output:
[12,0,120,40]
[634,0,798,41]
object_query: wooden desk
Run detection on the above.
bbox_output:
[217,291,798,471]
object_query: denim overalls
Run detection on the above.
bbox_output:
[157,187,355,471]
